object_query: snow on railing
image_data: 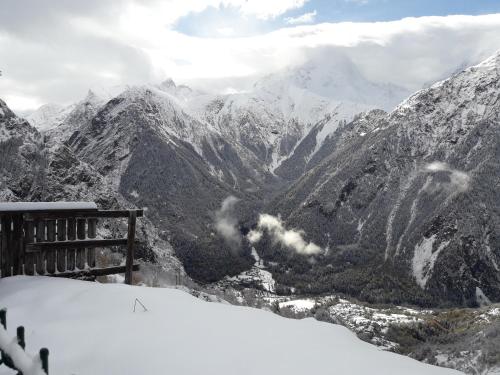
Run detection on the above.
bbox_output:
[0,309,49,375]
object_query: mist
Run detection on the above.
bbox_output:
[214,196,242,249]
[248,214,322,255]
[424,161,471,193]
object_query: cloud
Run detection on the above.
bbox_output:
[215,196,242,249]
[424,161,471,193]
[248,214,322,255]
[217,27,235,36]
[344,0,370,5]
[285,10,317,25]
[1,1,500,111]
[232,0,310,20]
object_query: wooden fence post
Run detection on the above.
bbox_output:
[24,221,35,275]
[16,326,25,349]
[76,219,86,270]
[12,215,23,276]
[56,219,67,272]
[35,220,46,275]
[40,348,49,374]
[87,218,97,268]
[125,211,136,285]
[0,309,5,329]
[0,216,11,277]
[66,218,76,271]
[45,220,56,274]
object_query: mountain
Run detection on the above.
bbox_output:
[191,50,409,174]
[0,98,182,279]
[26,103,76,131]
[259,52,500,307]
[0,276,462,375]
[8,51,497,308]
[43,53,410,283]
[55,86,264,281]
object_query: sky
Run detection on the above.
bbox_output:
[1,0,500,112]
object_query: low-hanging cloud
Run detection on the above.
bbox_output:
[424,161,471,193]
[2,2,500,112]
[248,214,322,255]
[215,195,242,249]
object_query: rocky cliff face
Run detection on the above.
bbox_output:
[264,52,500,306]
[0,98,183,279]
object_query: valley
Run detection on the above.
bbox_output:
[1,48,500,375]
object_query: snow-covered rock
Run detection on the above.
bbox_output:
[26,103,75,131]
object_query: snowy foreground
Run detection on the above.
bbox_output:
[0,277,462,375]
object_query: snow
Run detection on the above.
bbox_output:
[27,103,75,131]
[0,324,46,375]
[0,202,97,212]
[475,287,492,307]
[0,277,462,375]
[385,172,418,260]
[223,248,276,292]
[392,51,500,158]
[484,234,499,271]
[412,235,450,288]
[279,299,316,311]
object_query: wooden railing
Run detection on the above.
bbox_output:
[0,308,49,375]
[0,209,142,284]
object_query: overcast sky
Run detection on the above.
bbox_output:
[1,0,500,112]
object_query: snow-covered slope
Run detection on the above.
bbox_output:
[0,277,461,375]
[45,90,105,145]
[157,51,409,174]
[254,50,407,114]
[26,103,75,131]
[263,51,500,306]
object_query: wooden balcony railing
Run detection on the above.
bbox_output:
[0,202,142,284]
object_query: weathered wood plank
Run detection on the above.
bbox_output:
[12,214,23,276]
[35,220,46,275]
[26,238,129,252]
[66,218,76,270]
[24,210,143,221]
[87,218,97,268]
[76,218,86,269]
[125,211,137,285]
[56,219,67,272]
[1,216,12,277]
[51,263,139,278]
[0,218,3,276]
[24,220,35,275]
[45,220,56,274]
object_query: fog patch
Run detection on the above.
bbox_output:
[215,196,241,249]
[424,161,470,193]
[248,214,322,255]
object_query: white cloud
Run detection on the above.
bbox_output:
[120,0,309,26]
[248,214,322,255]
[424,162,471,193]
[215,196,242,249]
[1,1,500,111]
[217,27,235,36]
[344,0,370,5]
[232,0,310,20]
[285,10,317,25]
